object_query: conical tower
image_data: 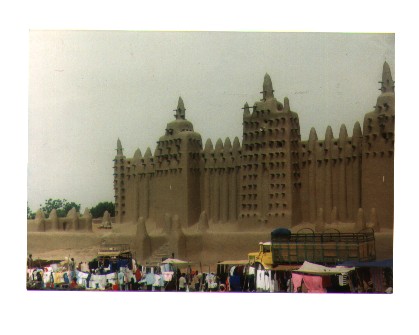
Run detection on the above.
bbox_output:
[361,62,395,229]
[240,73,302,228]
[151,97,203,228]
[114,138,126,223]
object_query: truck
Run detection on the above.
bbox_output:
[248,227,376,270]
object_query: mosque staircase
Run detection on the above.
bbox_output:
[146,242,171,265]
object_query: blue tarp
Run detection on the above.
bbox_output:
[339,259,393,268]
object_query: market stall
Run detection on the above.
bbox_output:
[291,261,355,293]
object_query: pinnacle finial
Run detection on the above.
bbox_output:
[380,62,394,93]
[262,73,274,100]
[116,138,123,155]
[243,102,250,117]
[283,97,290,112]
[174,96,186,120]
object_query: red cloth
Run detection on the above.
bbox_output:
[135,269,142,282]
[292,273,326,293]
[292,273,303,292]
[302,275,326,293]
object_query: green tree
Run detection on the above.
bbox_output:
[27,202,35,219]
[90,201,115,219]
[40,198,81,218]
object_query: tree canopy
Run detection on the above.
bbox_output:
[27,202,35,219]
[40,198,81,218]
[90,201,115,219]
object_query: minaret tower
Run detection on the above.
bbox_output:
[114,138,126,223]
[240,74,302,228]
[152,97,203,228]
[362,62,395,229]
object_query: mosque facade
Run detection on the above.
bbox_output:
[113,62,394,232]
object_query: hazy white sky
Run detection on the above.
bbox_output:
[28,31,394,210]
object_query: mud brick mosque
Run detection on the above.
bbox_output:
[114,62,394,230]
[28,62,394,264]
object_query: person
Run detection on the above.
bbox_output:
[118,268,125,291]
[135,267,142,282]
[27,254,33,269]
[70,277,79,290]
[191,273,200,292]
[130,277,136,291]
[105,280,112,291]
[36,271,43,283]
[69,258,76,280]
[124,266,130,291]
[27,254,33,282]
[178,273,187,292]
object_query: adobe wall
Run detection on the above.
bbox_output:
[28,64,395,265]
[27,208,93,233]
[113,64,394,235]
[27,226,393,265]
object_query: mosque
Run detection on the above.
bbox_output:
[28,62,394,263]
[114,62,394,232]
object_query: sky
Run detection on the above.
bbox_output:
[28,31,394,211]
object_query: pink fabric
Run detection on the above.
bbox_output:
[292,273,303,292]
[302,275,326,293]
[292,273,326,293]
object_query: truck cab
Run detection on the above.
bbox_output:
[248,242,274,270]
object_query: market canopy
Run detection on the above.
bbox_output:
[338,259,392,268]
[271,264,301,271]
[161,258,192,267]
[217,260,249,265]
[292,261,355,275]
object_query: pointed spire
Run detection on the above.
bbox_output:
[116,138,123,155]
[243,102,250,117]
[309,127,318,142]
[224,137,232,152]
[232,137,241,151]
[82,208,92,218]
[325,126,334,151]
[262,73,274,100]
[325,126,334,141]
[380,61,394,93]
[144,147,152,159]
[174,96,186,120]
[215,138,224,152]
[204,138,214,153]
[133,148,142,163]
[338,124,348,148]
[283,97,290,112]
[308,128,318,152]
[353,121,362,138]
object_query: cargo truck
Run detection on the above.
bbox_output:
[248,227,376,270]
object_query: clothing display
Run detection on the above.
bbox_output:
[162,271,174,282]
[145,273,155,285]
[206,274,217,289]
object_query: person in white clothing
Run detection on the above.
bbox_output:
[178,273,187,292]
